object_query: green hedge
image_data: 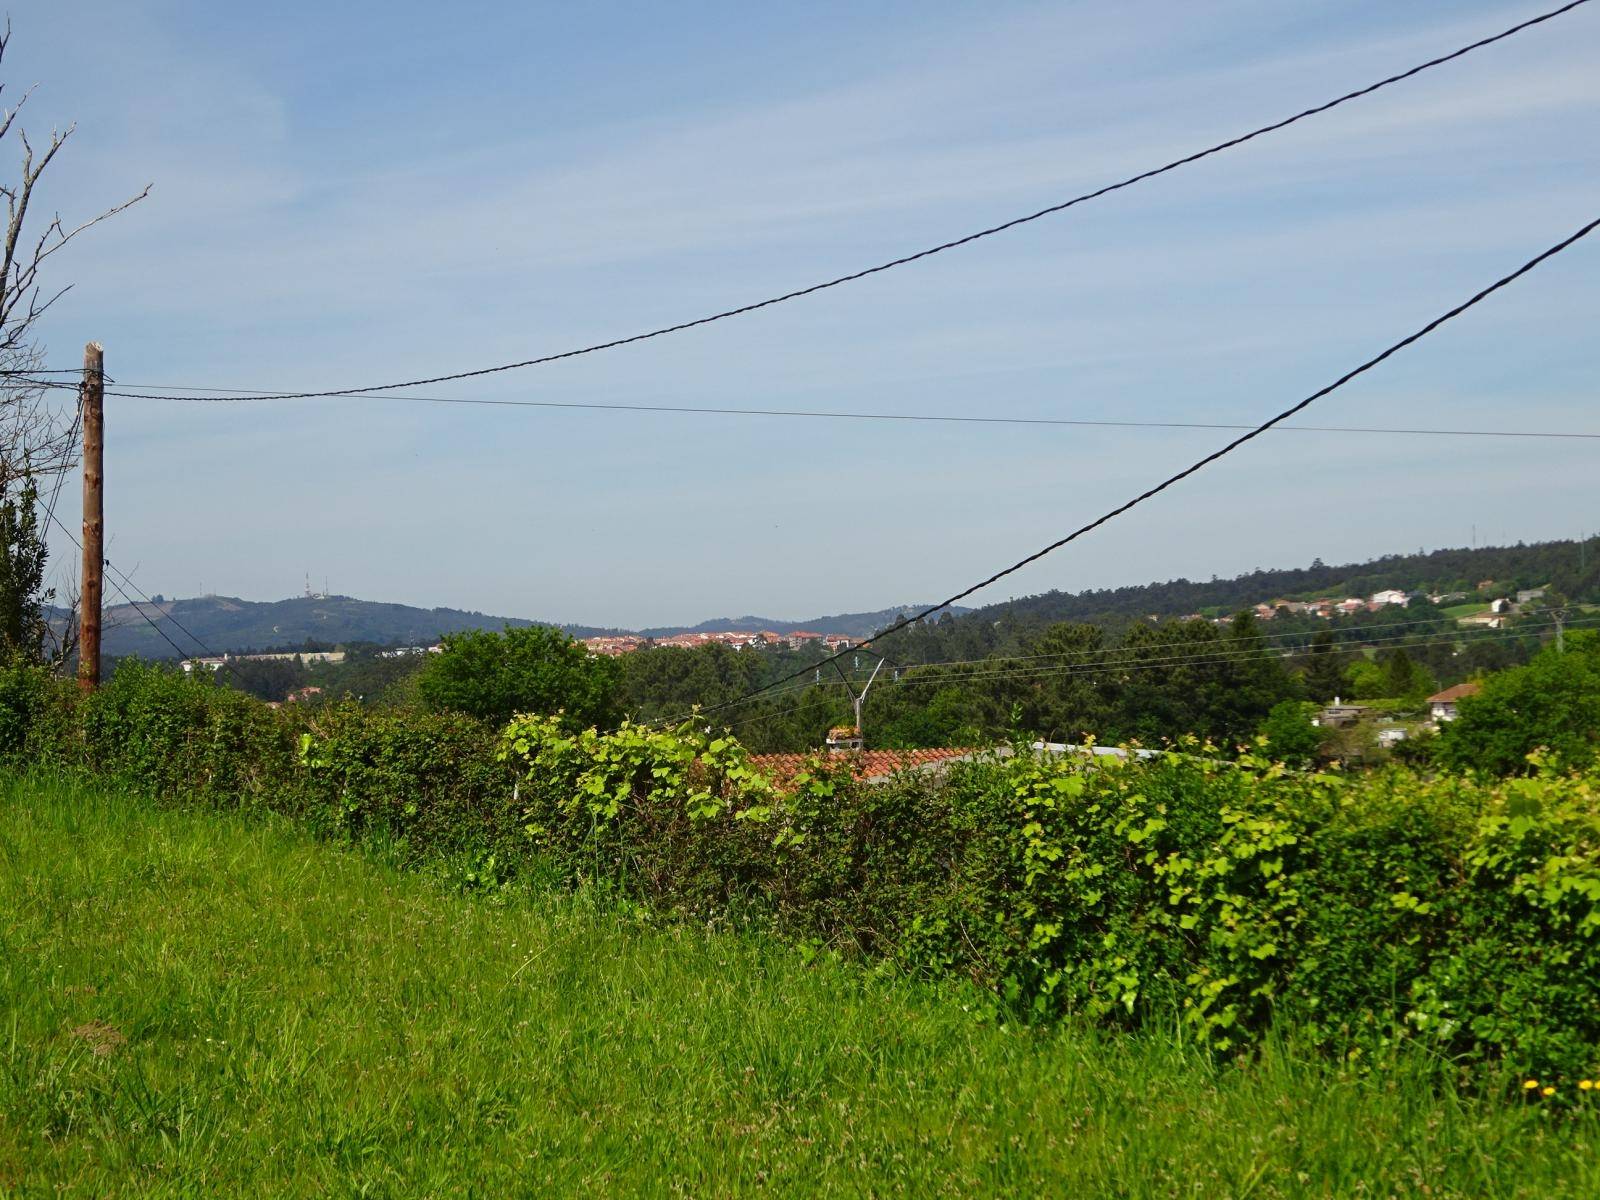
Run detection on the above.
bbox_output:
[4,660,1599,1082]
[0,661,518,872]
[498,713,1600,1078]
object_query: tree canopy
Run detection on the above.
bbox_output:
[1436,632,1600,775]
[417,626,620,730]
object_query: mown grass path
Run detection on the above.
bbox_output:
[1,775,1595,1196]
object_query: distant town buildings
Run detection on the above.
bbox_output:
[1227,582,1553,627]
[580,635,647,657]
[579,629,853,656]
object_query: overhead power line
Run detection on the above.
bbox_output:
[668,213,1600,726]
[32,0,1589,406]
[74,379,1600,441]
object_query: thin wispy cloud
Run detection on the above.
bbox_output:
[13,0,1598,623]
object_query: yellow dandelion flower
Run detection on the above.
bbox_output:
[1543,1086,1557,1097]
[1523,1079,1540,1090]
[1581,1080,1594,1091]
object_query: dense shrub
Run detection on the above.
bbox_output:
[499,715,1600,1078]
[1258,699,1322,768]
[4,660,1599,1079]
[78,660,297,803]
[0,660,75,763]
[417,626,619,730]
[296,703,520,866]
[1437,633,1600,775]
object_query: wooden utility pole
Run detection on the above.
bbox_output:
[78,343,104,692]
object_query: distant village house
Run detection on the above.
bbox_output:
[1427,682,1481,722]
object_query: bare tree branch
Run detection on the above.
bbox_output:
[0,24,147,667]
[0,26,148,485]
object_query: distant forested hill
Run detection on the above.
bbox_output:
[90,595,608,659]
[86,596,960,659]
[77,538,1596,661]
[870,538,1599,663]
[961,538,1596,626]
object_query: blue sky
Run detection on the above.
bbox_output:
[12,1,1599,627]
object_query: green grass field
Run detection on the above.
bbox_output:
[3,776,1597,1197]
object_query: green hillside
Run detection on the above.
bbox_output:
[944,537,1595,633]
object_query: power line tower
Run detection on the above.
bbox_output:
[828,652,886,746]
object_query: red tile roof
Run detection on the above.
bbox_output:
[749,748,973,788]
[1427,682,1482,704]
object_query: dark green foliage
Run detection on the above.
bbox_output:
[1260,700,1322,767]
[853,614,1301,754]
[1437,633,1600,775]
[871,685,986,750]
[215,648,428,706]
[78,660,296,803]
[0,661,72,760]
[295,703,519,861]
[221,656,308,703]
[1378,648,1437,702]
[417,625,620,729]
[0,475,51,662]
[1300,631,1347,702]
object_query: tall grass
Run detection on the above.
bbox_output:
[2,774,1595,1197]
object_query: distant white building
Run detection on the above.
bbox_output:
[1369,589,1409,607]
